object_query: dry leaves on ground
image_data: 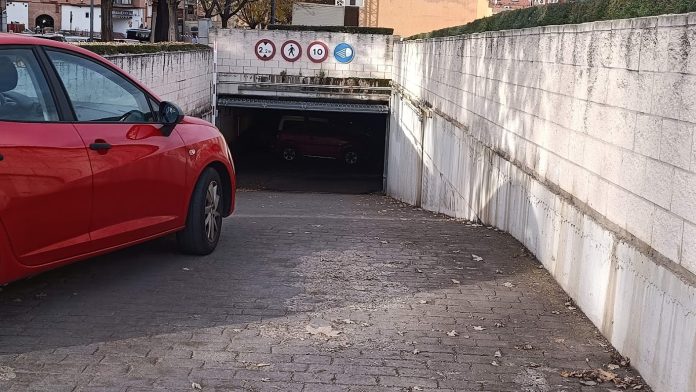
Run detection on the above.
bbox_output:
[306,325,341,338]
[560,369,644,389]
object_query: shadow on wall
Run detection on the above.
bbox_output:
[386,88,696,392]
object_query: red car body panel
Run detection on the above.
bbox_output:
[0,122,93,266]
[0,34,236,285]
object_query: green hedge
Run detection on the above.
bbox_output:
[78,43,211,56]
[408,0,696,40]
[269,25,394,35]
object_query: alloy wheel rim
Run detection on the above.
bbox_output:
[283,148,296,161]
[345,152,358,165]
[204,181,221,243]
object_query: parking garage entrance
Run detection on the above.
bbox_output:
[218,97,389,194]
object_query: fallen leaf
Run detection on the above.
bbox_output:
[397,331,406,336]
[182,268,190,271]
[261,378,270,382]
[446,330,458,337]
[306,325,341,338]
[491,360,500,366]
[473,326,485,331]
[451,279,460,284]
[416,268,423,273]
[502,282,514,288]
[494,350,502,358]
[598,369,618,382]
[412,349,420,355]
[380,240,389,244]
[255,363,271,368]
[341,319,355,324]
[551,311,560,315]
[472,254,483,261]
[495,269,503,274]
[191,382,202,390]
[528,362,541,368]
[413,387,424,391]
[580,380,597,386]
[360,322,371,327]
[607,364,620,370]
[494,322,505,328]
[418,300,428,304]
[0,366,16,381]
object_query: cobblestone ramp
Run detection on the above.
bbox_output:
[0,191,649,391]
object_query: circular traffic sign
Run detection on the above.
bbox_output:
[334,42,355,64]
[307,41,329,63]
[281,40,302,62]
[255,39,276,61]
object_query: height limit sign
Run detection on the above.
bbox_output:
[307,41,329,63]
[255,39,276,61]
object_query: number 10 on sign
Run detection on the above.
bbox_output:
[307,41,329,63]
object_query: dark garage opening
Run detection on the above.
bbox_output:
[219,105,388,194]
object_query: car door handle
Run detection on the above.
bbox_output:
[89,142,112,151]
[0,153,3,161]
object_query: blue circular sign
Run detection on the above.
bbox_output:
[334,43,355,64]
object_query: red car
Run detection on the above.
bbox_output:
[0,34,236,285]
[275,115,366,166]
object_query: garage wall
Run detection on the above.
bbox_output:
[387,13,696,392]
[105,49,214,119]
[211,28,393,96]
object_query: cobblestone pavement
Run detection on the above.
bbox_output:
[0,191,650,392]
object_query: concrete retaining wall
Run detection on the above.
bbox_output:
[106,50,214,119]
[387,13,696,392]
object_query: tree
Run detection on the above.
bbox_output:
[199,0,220,18]
[101,0,113,41]
[238,0,329,28]
[217,0,254,28]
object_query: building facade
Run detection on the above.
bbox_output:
[4,0,146,34]
[359,0,492,37]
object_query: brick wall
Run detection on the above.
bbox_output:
[387,13,696,392]
[210,28,393,96]
[106,49,214,119]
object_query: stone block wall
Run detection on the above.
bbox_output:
[387,13,696,392]
[106,49,214,119]
[210,28,393,95]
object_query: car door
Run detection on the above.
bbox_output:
[306,117,337,158]
[45,48,189,251]
[0,47,93,266]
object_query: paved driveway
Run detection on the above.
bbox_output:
[0,191,649,391]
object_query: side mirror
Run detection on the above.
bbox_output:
[159,101,184,136]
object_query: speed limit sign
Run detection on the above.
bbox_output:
[307,41,329,63]
[255,39,276,61]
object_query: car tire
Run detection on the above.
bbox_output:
[177,168,223,255]
[281,146,298,162]
[343,150,360,166]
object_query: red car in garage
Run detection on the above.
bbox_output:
[0,34,236,285]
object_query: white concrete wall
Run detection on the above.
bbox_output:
[60,5,101,33]
[388,13,696,392]
[6,2,28,26]
[105,49,214,119]
[210,28,393,95]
